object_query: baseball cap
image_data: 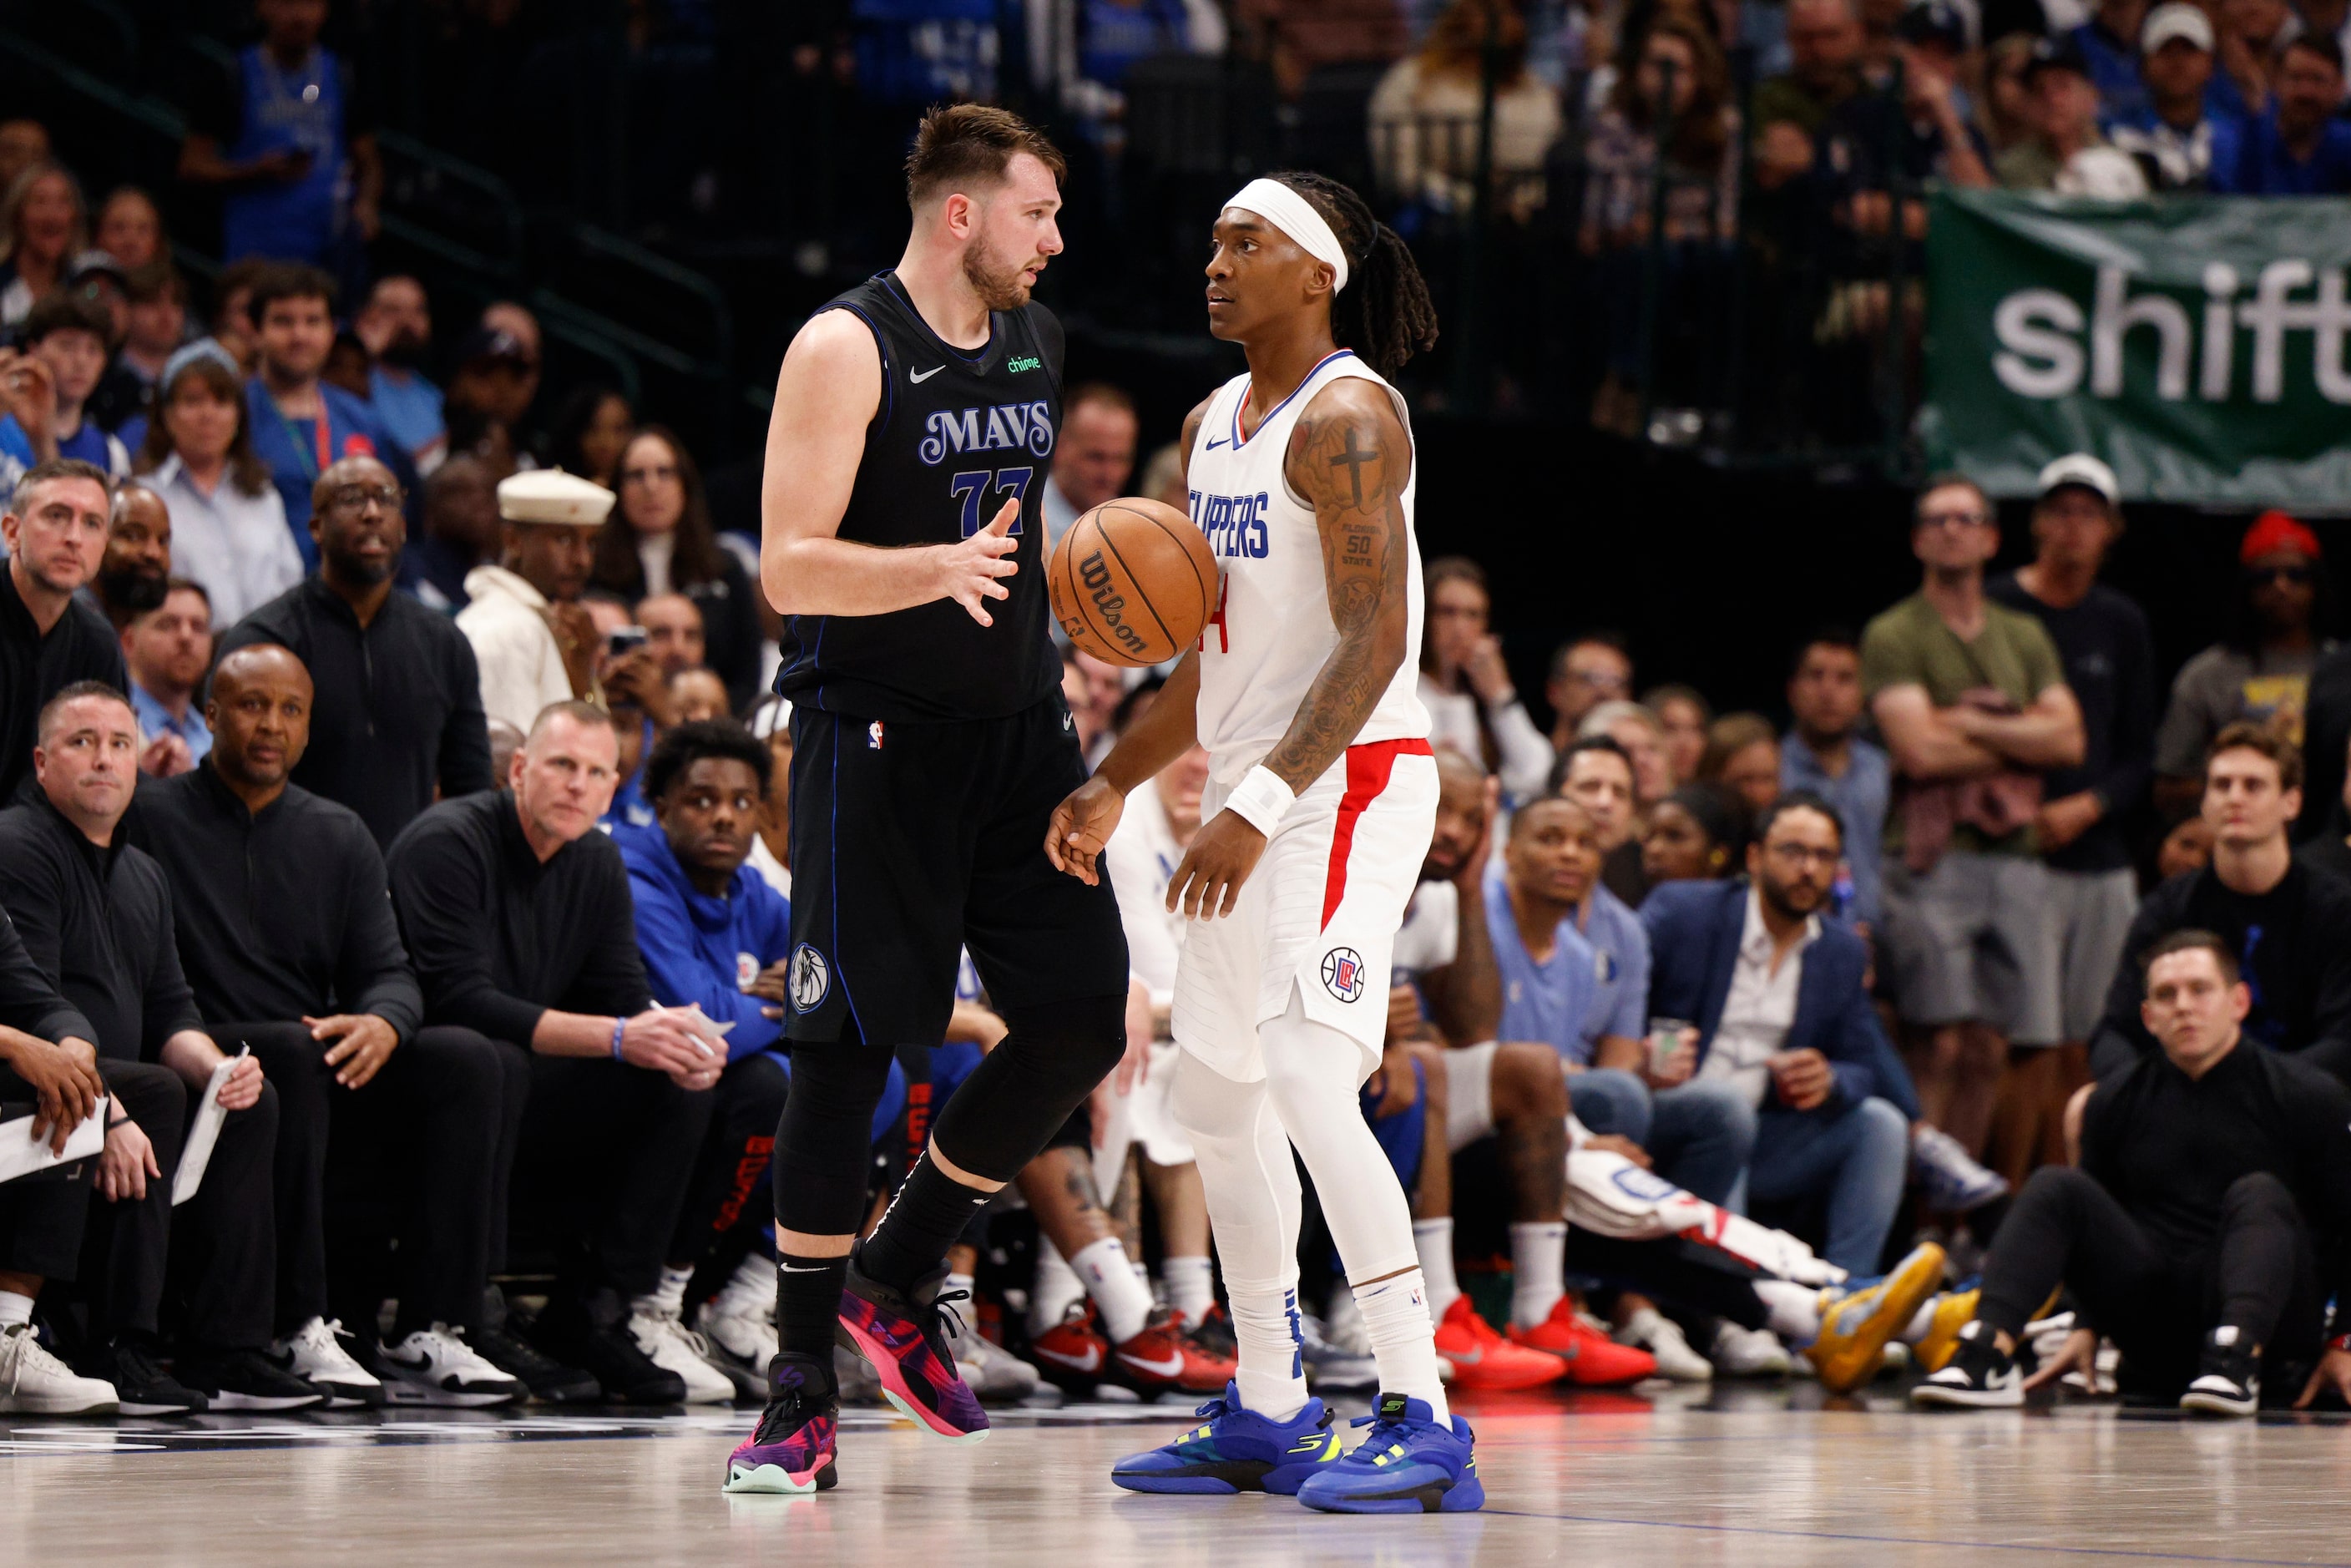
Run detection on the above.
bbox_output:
[2035,453,2120,506]
[2025,34,2093,80]
[64,249,129,289]
[1896,0,1969,53]
[455,324,534,369]
[498,468,615,527]
[2241,509,2322,564]
[2141,2,2214,53]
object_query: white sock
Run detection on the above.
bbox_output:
[714,1253,776,1318]
[1230,1282,1308,1420]
[1509,1222,1568,1328]
[1162,1255,1216,1324]
[1413,1218,1460,1323]
[636,1264,694,1320]
[0,1290,31,1328]
[1754,1280,1823,1345]
[1352,1269,1449,1422]
[1072,1237,1155,1343]
[1029,1240,1086,1337]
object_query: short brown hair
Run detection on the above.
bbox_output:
[1066,382,1135,420]
[2207,720,2303,792]
[1915,473,1989,521]
[2142,928,2240,989]
[905,104,1066,208]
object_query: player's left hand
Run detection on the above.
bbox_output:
[1166,811,1267,921]
[1048,776,1125,884]
[2297,1345,2351,1409]
[311,1013,399,1090]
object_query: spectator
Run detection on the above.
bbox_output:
[598,651,675,845]
[1061,645,1127,766]
[1135,441,1187,511]
[590,428,763,711]
[123,580,214,775]
[406,454,500,613]
[639,592,707,679]
[1985,454,2157,1177]
[1419,556,1555,802]
[1039,385,1140,552]
[2231,36,2351,192]
[208,256,271,377]
[620,721,806,1401]
[2210,0,2294,124]
[178,0,382,271]
[547,386,635,489]
[1916,931,2351,1416]
[1752,0,1869,187]
[387,701,723,1404]
[2161,812,2217,879]
[1781,629,1889,932]
[1368,0,1563,218]
[2072,0,2154,117]
[0,460,128,804]
[354,276,446,473]
[0,161,84,326]
[671,669,731,724]
[92,479,172,629]
[1865,473,2083,1160]
[1580,698,1674,812]
[746,696,793,897]
[0,682,296,1414]
[324,336,371,406]
[1645,683,1711,785]
[1643,793,1919,1274]
[217,453,495,848]
[2156,511,2333,820]
[1555,731,1651,908]
[1996,38,2154,194]
[1545,632,1634,751]
[134,344,302,628]
[1642,781,1747,883]
[473,302,545,444]
[2091,726,2351,1085]
[2107,3,2248,190]
[245,265,407,569]
[1974,33,2044,157]
[92,189,165,272]
[459,469,611,733]
[1231,0,1411,95]
[98,264,192,434]
[0,293,132,491]
[442,325,538,474]
[1813,10,1996,231]
[2301,734,2351,886]
[1696,711,1782,817]
[0,119,49,196]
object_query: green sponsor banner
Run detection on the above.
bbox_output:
[1922,189,2351,509]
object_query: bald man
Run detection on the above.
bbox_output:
[130,645,522,1408]
[219,454,494,847]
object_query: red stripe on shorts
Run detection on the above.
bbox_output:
[1322,737,1434,930]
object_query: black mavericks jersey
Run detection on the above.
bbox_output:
[774,271,1064,724]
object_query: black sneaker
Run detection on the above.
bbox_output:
[83,1338,207,1417]
[1909,1319,2023,1409]
[177,1346,327,1412]
[2180,1325,2260,1417]
[534,1287,686,1404]
[472,1323,603,1404]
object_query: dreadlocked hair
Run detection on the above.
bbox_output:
[1272,170,1438,380]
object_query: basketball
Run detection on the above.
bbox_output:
[1048,496,1218,667]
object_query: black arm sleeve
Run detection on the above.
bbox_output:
[387,825,546,1047]
[437,633,497,802]
[335,830,423,1042]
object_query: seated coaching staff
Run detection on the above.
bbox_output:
[132,644,522,1408]
[387,700,720,1404]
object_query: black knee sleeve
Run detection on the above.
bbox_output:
[773,1044,897,1237]
[930,993,1128,1184]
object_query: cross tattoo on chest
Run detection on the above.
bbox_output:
[1328,427,1376,508]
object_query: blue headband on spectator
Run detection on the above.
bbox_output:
[160,337,239,390]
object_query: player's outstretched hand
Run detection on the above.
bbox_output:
[1048,776,1125,883]
[1166,811,1267,921]
[941,496,1020,627]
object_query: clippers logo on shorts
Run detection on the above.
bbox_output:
[1187,489,1271,559]
[917,402,1055,465]
[789,945,830,1013]
[736,952,759,990]
[1321,947,1367,1003]
[1610,1166,1681,1204]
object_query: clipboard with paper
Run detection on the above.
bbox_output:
[0,1095,108,1185]
[171,1050,245,1206]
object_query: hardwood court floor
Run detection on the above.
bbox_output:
[7,1384,2351,1567]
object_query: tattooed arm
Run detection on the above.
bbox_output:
[1161,379,1413,919]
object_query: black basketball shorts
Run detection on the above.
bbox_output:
[783,693,1130,1048]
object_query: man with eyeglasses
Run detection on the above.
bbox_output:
[2156,512,2335,823]
[1543,633,1633,753]
[218,453,494,847]
[1863,474,2083,1171]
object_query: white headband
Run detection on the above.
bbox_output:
[1226,179,1350,294]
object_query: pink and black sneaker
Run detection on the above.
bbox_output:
[723,1351,839,1495]
[836,1252,989,1443]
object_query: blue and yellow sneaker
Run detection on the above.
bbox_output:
[1111,1382,1341,1495]
[1295,1391,1484,1515]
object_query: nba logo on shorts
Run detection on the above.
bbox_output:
[1320,947,1366,1003]
[868,721,885,750]
[789,944,830,1012]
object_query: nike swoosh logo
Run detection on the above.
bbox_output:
[1445,1345,1483,1365]
[910,367,944,383]
[1204,437,1229,449]
[1035,1344,1103,1373]
[777,1262,833,1274]
[1120,1349,1186,1378]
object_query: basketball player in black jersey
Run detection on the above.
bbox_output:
[724,106,1131,1495]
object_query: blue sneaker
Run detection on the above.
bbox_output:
[1111,1382,1341,1495]
[1296,1391,1484,1515]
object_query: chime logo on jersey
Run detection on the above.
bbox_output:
[918,402,1055,465]
[1188,488,1271,559]
[1321,946,1367,1003]
[789,944,830,1013]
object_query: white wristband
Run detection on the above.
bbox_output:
[1221,766,1296,838]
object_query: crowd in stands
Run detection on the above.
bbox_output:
[2,0,2349,1426]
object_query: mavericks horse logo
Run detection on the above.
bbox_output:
[790,945,830,1013]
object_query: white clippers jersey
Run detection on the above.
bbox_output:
[1185,350,1428,784]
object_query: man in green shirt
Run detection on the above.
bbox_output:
[1862,474,2086,1172]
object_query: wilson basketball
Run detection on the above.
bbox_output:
[1049,496,1217,668]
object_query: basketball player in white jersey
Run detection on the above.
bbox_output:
[1047,172,1480,1515]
